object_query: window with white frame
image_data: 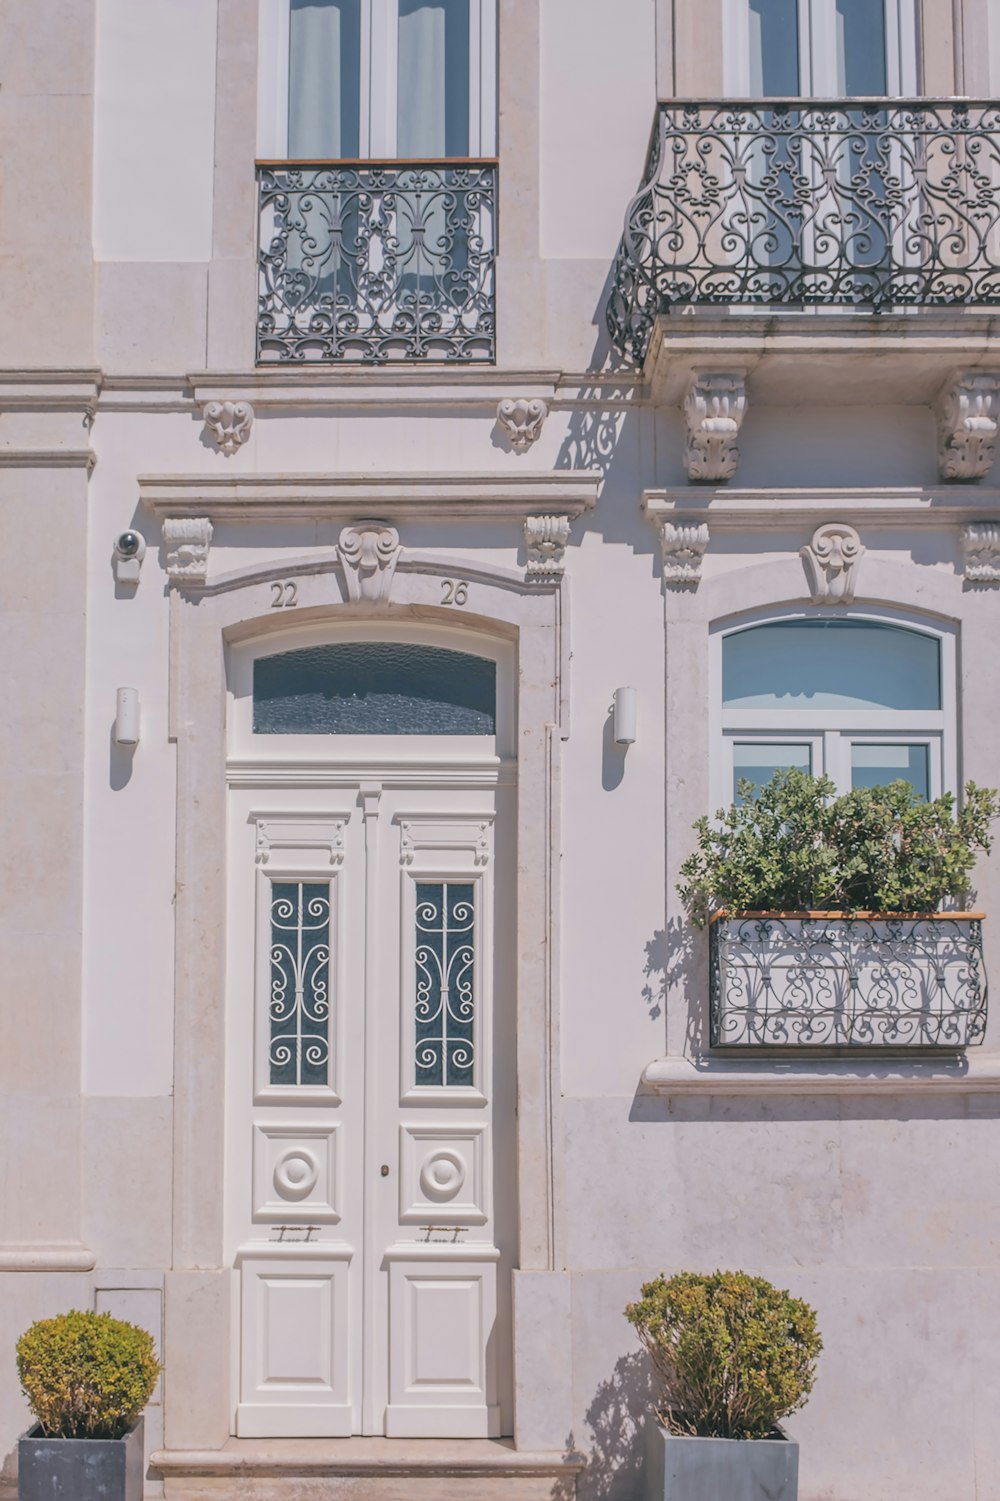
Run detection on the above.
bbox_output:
[259,0,497,158]
[724,0,918,96]
[714,615,956,807]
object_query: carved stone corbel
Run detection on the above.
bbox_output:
[524,514,570,580]
[961,522,1000,585]
[163,517,213,585]
[497,398,548,453]
[203,400,254,456]
[658,522,709,586]
[801,522,864,604]
[936,373,1000,481]
[683,373,746,482]
[338,522,401,602]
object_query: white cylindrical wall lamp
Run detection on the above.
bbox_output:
[613,686,637,745]
[114,687,140,747]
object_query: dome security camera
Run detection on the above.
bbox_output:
[113,529,146,583]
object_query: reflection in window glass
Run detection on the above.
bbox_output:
[253,643,496,735]
[289,0,361,158]
[733,742,812,802]
[851,743,930,800]
[722,621,941,712]
[397,0,470,156]
[748,0,800,95]
[835,0,887,94]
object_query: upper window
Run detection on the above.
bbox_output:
[253,642,497,735]
[716,616,954,805]
[259,0,497,158]
[725,0,918,96]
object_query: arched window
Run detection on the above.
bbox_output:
[252,641,497,735]
[716,616,953,804]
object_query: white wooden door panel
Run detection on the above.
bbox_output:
[228,780,513,1438]
[237,1251,354,1436]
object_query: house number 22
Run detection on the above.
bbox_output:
[270,581,298,608]
[441,579,468,606]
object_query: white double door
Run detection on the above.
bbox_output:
[226,776,514,1437]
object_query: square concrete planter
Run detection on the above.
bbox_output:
[644,1415,798,1501]
[18,1417,144,1501]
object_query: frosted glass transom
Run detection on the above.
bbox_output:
[253,643,497,735]
[722,621,941,711]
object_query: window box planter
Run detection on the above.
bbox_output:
[644,1416,798,1501]
[18,1418,144,1501]
[710,911,987,1048]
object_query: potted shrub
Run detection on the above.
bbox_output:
[678,770,1000,1047]
[626,1270,822,1501]
[16,1309,161,1501]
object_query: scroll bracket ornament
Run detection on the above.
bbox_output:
[524,514,571,580]
[801,522,864,604]
[683,373,746,482]
[497,398,548,453]
[961,522,1000,585]
[203,400,254,457]
[163,517,213,585]
[936,373,1000,481]
[658,522,709,586]
[338,522,401,603]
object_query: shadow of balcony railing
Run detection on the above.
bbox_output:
[608,100,1000,363]
[257,160,497,364]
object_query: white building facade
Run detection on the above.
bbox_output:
[3,1,1000,1497]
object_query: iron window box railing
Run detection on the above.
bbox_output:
[709,912,987,1049]
[257,159,497,365]
[608,100,1000,362]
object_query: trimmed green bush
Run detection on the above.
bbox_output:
[678,768,1000,926]
[625,1271,822,1440]
[16,1310,161,1440]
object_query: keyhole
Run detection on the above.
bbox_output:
[380,1164,390,1177]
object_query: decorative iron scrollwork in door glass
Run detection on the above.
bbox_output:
[270,881,332,1086]
[415,882,475,1087]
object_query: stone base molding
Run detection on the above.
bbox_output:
[642,1055,1000,1096]
[0,1243,96,1271]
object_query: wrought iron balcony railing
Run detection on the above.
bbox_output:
[710,914,987,1049]
[257,160,497,364]
[608,101,1000,362]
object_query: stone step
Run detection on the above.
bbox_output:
[150,1438,585,1501]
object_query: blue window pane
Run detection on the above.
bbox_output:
[253,643,496,734]
[414,882,475,1087]
[851,743,930,800]
[289,0,361,159]
[723,621,941,712]
[269,881,331,1087]
[748,0,800,95]
[836,0,886,95]
[733,742,812,803]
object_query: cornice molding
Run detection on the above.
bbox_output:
[642,485,1000,529]
[141,470,601,522]
[0,449,95,471]
[642,1055,1000,1096]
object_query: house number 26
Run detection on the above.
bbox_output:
[270,581,298,608]
[441,579,468,606]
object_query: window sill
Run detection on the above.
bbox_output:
[641,1054,1000,1097]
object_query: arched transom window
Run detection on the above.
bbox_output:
[716,616,955,805]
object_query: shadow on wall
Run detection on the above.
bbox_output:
[576,1350,652,1501]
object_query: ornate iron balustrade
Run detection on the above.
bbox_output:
[257,161,497,364]
[710,914,987,1048]
[608,101,1000,361]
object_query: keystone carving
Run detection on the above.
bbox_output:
[801,522,864,604]
[524,514,571,579]
[936,374,1000,481]
[203,400,254,456]
[497,397,548,453]
[961,522,1000,585]
[658,522,709,586]
[683,373,746,482]
[163,517,213,584]
[338,522,401,603]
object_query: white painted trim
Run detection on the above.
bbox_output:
[642,1054,1000,1095]
[141,471,601,522]
[0,1244,96,1271]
